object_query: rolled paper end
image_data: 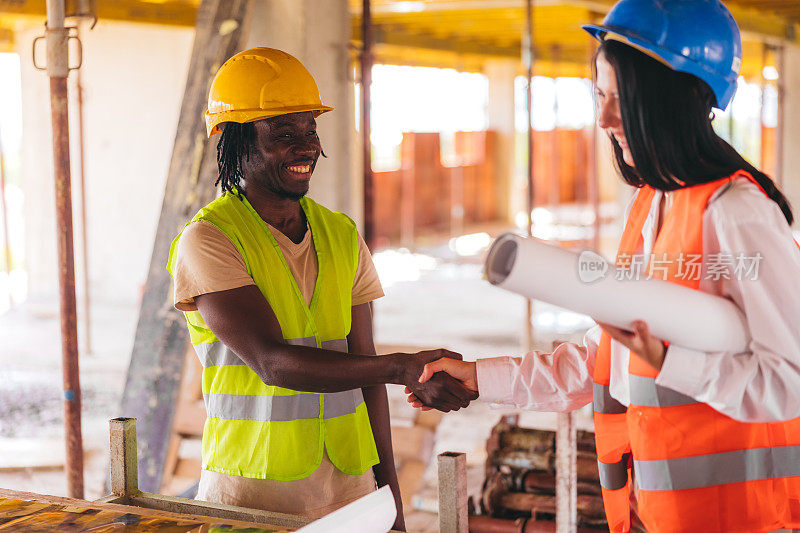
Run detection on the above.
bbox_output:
[485,233,519,285]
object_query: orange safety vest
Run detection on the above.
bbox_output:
[593,171,800,533]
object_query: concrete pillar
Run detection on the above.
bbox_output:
[779,43,800,230]
[244,0,357,224]
[484,59,517,223]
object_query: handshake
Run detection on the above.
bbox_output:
[396,349,480,412]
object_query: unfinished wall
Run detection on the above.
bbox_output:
[17,21,193,304]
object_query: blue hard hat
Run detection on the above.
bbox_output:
[582,0,742,110]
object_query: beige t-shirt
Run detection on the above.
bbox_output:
[171,218,384,517]
[172,219,384,310]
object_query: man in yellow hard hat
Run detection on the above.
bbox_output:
[166,48,475,529]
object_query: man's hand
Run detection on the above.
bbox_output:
[406,358,478,410]
[598,319,667,371]
[398,349,477,412]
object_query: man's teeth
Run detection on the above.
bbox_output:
[287,165,311,173]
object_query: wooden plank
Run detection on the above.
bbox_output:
[118,0,253,493]
[129,493,311,530]
[173,457,202,479]
[396,459,428,506]
[162,346,205,492]
[391,425,434,462]
[93,495,127,504]
[109,417,140,497]
[437,452,468,533]
[0,489,287,531]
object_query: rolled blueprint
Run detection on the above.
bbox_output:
[296,485,396,533]
[484,233,749,353]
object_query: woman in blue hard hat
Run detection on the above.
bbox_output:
[410,1,800,531]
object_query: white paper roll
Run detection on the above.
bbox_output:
[296,485,396,533]
[484,233,749,353]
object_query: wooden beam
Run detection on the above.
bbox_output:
[128,493,312,530]
[109,417,140,498]
[0,488,289,530]
[118,0,251,493]
[438,452,468,533]
[358,24,592,66]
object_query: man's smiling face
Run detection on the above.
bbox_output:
[243,111,322,200]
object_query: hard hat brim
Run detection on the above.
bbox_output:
[582,23,736,109]
[206,105,334,137]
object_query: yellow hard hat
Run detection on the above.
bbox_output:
[205,47,334,137]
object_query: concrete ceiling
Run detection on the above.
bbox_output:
[350,0,800,77]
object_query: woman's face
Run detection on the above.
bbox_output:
[595,53,634,167]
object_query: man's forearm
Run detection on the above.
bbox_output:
[246,343,408,392]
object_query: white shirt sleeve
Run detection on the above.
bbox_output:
[656,179,800,422]
[475,325,601,412]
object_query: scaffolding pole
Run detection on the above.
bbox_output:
[45,0,84,499]
[775,44,785,188]
[361,0,375,251]
[523,0,535,352]
[760,42,768,171]
[587,22,600,253]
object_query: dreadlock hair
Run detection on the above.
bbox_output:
[595,39,793,225]
[215,121,256,197]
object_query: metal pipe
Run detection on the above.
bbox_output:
[46,0,84,499]
[759,42,767,171]
[523,0,535,352]
[775,44,785,188]
[75,35,91,354]
[727,86,735,147]
[587,32,600,252]
[361,0,375,251]
[549,44,559,207]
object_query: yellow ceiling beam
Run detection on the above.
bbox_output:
[0,0,198,27]
[0,25,13,52]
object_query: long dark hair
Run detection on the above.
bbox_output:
[597,39,792,225]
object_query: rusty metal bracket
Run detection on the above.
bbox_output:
[32,26,83,72]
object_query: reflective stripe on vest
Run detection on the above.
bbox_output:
[287,337,317,348]
[195,338,349,368]
[598,453,630,491]
[204,389,365,421]
[593,382,627,414]
[628,374,698,408]
[634,445,800,492]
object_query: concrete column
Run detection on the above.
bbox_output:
[484,58,517,223]
[244,0,357,224]
[779,43,800,230]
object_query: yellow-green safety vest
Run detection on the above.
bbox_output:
[167,191,379,480]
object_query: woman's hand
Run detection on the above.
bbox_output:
[405,359,478,410]
[598,319,667,371]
